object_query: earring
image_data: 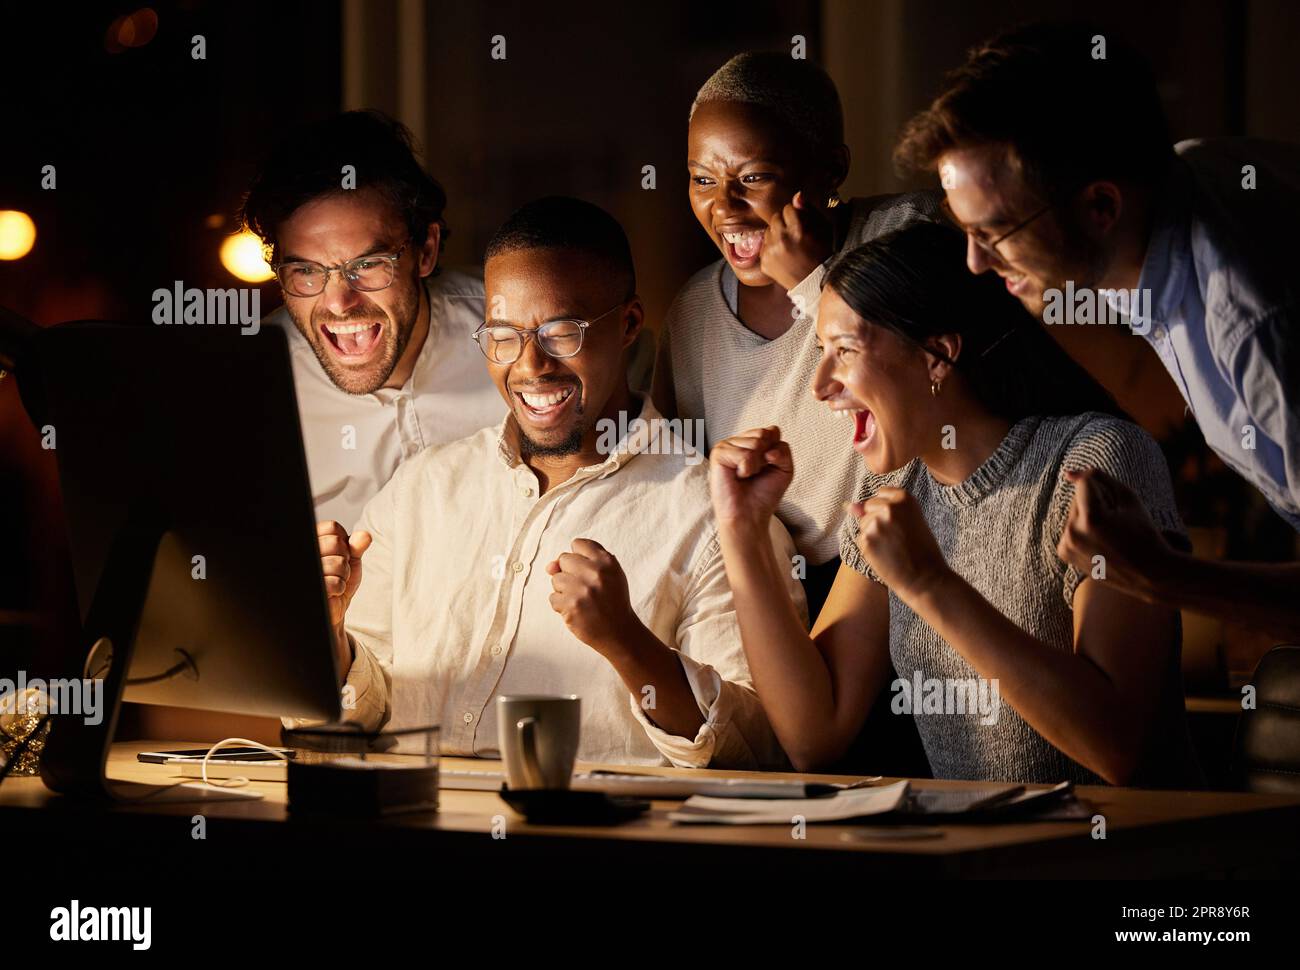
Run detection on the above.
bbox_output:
[826,192,842,209]
[930,380,942,397]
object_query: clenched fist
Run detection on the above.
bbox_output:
[850,487,951,601]
[708,425,793,533]
[759,191,834,290]
[317,520,372,674]
[1056,467,1170,600]
[546,538,642,658]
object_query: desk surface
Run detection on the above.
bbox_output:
[4,740,1299,878]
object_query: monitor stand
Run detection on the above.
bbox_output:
[38,519,260,803]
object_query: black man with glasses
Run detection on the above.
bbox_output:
[241,111,504,529]
[300,197,800,766]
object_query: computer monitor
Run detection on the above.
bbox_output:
[32,321,341,798]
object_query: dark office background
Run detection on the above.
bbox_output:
[4,0,1299,695]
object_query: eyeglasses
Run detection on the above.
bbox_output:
[940,198,1050,261]
[471,302,625,365]
[273,241,410,297]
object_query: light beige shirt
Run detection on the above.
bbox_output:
[266,268,507,530]
[336,397,802,768]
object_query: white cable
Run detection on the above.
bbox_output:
[62,643,287,798]
[199,737,290,789]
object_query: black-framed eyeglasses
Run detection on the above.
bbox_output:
[940,198,1050,261]
[471,302,626,365]
[273,240,411,297]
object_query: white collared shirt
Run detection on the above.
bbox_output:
[335,397,801,768]
[266,268,507,530]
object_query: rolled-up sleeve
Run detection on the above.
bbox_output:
[337,634,390,732]
[787,264,827,327]
[1232,309,1300,527]
[280,478,396,733]
[336,481,396,730]
[629,518,803,770]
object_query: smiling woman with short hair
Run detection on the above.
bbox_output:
[653,52,940,613]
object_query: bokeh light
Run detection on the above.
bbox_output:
[105,8,158,54]
[219,230,274,282]
[0,210,37,260]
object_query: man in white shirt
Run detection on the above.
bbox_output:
[240,111,505,528]
[317,197,799,767]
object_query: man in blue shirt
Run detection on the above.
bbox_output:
[895,22,1300,640]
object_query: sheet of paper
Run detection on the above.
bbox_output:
[668,780,909,824]
[573,772,882,800]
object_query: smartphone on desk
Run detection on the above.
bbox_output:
[137,747,295,764]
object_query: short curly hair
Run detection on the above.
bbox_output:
[485,196,635,301]
[895,22,1173,200]
[239,110,449,266]
[690,51,844,158]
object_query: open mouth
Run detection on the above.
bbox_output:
[322,321,383,359]
[830,407,877,452]
[720,228,765,267]
[852,408,877,453]
[514,384,578,425]
[1001,272,1028,296]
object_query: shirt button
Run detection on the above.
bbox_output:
[462,712,474,724]
[520,486,533,497]
[511,561,524,573]
[1152,325,1167,340]
[491,646,502,656]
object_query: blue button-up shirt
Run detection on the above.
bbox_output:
[1137,139,1300,530]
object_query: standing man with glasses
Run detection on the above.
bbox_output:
[897,22,1300,641]
[241,110,505,529]
[306,197,798,766]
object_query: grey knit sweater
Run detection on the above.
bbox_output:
[841,413,1202,787]
[662,192,940,564]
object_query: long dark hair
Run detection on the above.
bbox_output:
[825,222,1126,422]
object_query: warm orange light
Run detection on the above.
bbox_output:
[104,16,126,53]
[0,210,36,260]
[119,8,158,47]
[105,8,158,54]
[220,231,274,282]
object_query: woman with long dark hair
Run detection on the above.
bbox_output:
[709,222,1201,786]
